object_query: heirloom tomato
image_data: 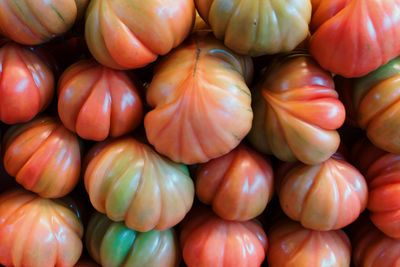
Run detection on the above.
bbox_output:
[3,116,81,198]
[85,0,195,69]
[84,137,194,232]
[195,0,311,56]
[248,51,345,165]
[310,0,400,77]
[145,32,253,164]
[0,0,89,45]
[352,57,400,153]
[352,138,400,238]
[267,218,351,267]
[180,206,267,267]
[277,154,367,231]
[58,59,143,141]
[0,189,83,267]
[86,212,180,267]
[0,42,54,124]
[196,143,274,221]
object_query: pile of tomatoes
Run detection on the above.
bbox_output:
[0,0,400,266]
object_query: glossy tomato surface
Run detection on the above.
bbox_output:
[85,0,195,69]
[86,212,180,267]
[3,116,81,198]
[0,0,88,45]
[0,42,54,124]
[267,218,351,267]
[58,59,143,141]
[0,189,83,267]
[195,0,311,56]
[249,51,345,165]
[278,155,367,230]
[196,143,274,221]
[84,137,194,232]
[180,205,267,267]
[310,0,400,77]
[145,32,253,164]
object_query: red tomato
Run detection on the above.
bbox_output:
[84,0,195,69]
[180,205,267,267]
[196,143,274,221]
[0,189,83,267]
[144,32,253,164]
[248,51,345,165]
[0,42,54,124]
[267,218,351,267]
[310,0,400,78]
[58,59,143,141]
[277,155,368,230]
[3,116,81,198]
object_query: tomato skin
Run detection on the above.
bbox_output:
[267,218,351,267]
[0,42,54,124]
[0,0,88,45]
[58,59,143,141]
[195,0,311,56]
[84,0,195,70]
[180,206,267,267]
[144,33,253,164]
[196,144,274,221]
[0,189,83,267]
[84,137,194,232]
[85,212,180,267]
[3,116,81,198]
[310,0,400,78]
[248,52,345,165]
[352,138,400,238]
[278,156,367,231]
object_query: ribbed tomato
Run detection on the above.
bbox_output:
[267,218,351,267]
[84,137,194,232]
[310,0,400,78]
[58,59,143,141]
[0,0,89,45]
[86,212,180,267]
[195,0,311,56]
[144,32,253,164]
[180,206,267,267]
[0,189,83,267]
[352,138,400,238]
[85,0,195,70]
[196,143,274,221]
[0,42,54,124]
[3,116,81,198]
[248,51,345,165]
[277,155,367,230]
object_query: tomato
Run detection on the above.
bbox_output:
[3,116,81,198]
[352,137,400,238]
[267,218,351,267]
[248,51,345,165]
[195,0,311,56]
[144,32,253,164]
[0,42,54,124]
[310,0,400,78]
[351,57,400,153]
[352,218,400,267]
[84,137,194,232]
[0,0,89,45]
[180,205,267,267]
[0,189,83,267]
[86,212,180,267]
[277,154,367,231]
[196,143,274,221]
[58,59,143,141]
[84,0,195,70]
